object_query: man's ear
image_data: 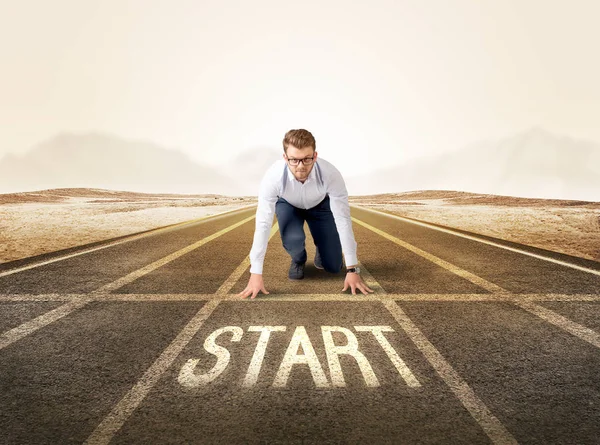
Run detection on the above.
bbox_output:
[313,151,318,161]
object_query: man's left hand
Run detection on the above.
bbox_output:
[342,272,374,295]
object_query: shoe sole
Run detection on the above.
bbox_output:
[288,276,304,280]
[314,264,324,270]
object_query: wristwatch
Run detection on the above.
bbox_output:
[346,267,361,274]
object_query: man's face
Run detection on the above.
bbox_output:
[284,145,318,182]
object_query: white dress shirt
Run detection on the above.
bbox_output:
[249,157,358,274]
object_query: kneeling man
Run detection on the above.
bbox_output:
[238,128,373,299]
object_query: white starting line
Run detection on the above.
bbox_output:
[1,293,600,302]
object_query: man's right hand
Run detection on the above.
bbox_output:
[238,273,270,299]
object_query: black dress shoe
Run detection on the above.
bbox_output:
[288,260,305,280]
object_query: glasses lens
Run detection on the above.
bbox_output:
[302,157,314,165]
[288,158,299,165]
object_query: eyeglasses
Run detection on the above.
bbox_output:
[286,156,315,166]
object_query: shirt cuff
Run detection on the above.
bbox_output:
[343,253,358,269]
[249,262,264,275]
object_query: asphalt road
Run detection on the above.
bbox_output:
[0,205,599,445]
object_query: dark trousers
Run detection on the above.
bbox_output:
[275,194,343,273]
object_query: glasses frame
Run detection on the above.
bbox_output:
[285,156,315,166]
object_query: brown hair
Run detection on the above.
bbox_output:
[282,129,316,153]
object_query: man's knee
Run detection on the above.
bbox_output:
[323,256,343,274]
[281,231,305,249]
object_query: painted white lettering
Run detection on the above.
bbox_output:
[178,326,243,388]
[272,326,330,388]
[354,326,421,387]
[321,326,379,387]
[243,326,287,387]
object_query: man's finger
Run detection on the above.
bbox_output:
[251,289,259,299]
[261,287,270,295]
[342,282,348,292]
[351,285,356,295]
[358,284,371,295]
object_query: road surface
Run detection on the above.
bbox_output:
[1,205,599,444]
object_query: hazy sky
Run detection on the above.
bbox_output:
[1,0,599,176]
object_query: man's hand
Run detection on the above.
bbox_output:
[342,272,374,295]
[238,273,270,299]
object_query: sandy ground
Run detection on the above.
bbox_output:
[350,191,600,262]
[1,188,598,265]
[0,189,257,264]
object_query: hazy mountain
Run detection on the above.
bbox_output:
[345,127,600,201]
[4,128,598,200]
[0,132,242,195]
[221,146,283,193]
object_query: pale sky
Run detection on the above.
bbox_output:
[1,0,599,176]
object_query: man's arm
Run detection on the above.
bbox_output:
[327,167,358,269]
[239,165,279,299]
[248,171,279,275]
[327,167,373,295]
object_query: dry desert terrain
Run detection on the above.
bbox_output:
[349,191,600,262]
[0,188,598,265]
[0,188,257,264]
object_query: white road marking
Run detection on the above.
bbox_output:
[383,299,518,445]
[354,205,600,277]
[215,223,279,295]
[0,205,256,278]
[84,299,220,445]
[514,300,600,349]
[272,326,330,388]
[353,219,600,352]
[178,326,244,387]
[355,260,387,294]
[356,264,516,444]
[91,215,255,294]
[354,326,421,388]
[1,293,600,302]
[321,326,380,387]
[0,297,92,350]
[352,217,509,294]
[242,326,287,387]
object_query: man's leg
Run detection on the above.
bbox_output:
[275,197,307,264]
[306,195,343,273]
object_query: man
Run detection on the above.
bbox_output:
[238,128,374,299]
